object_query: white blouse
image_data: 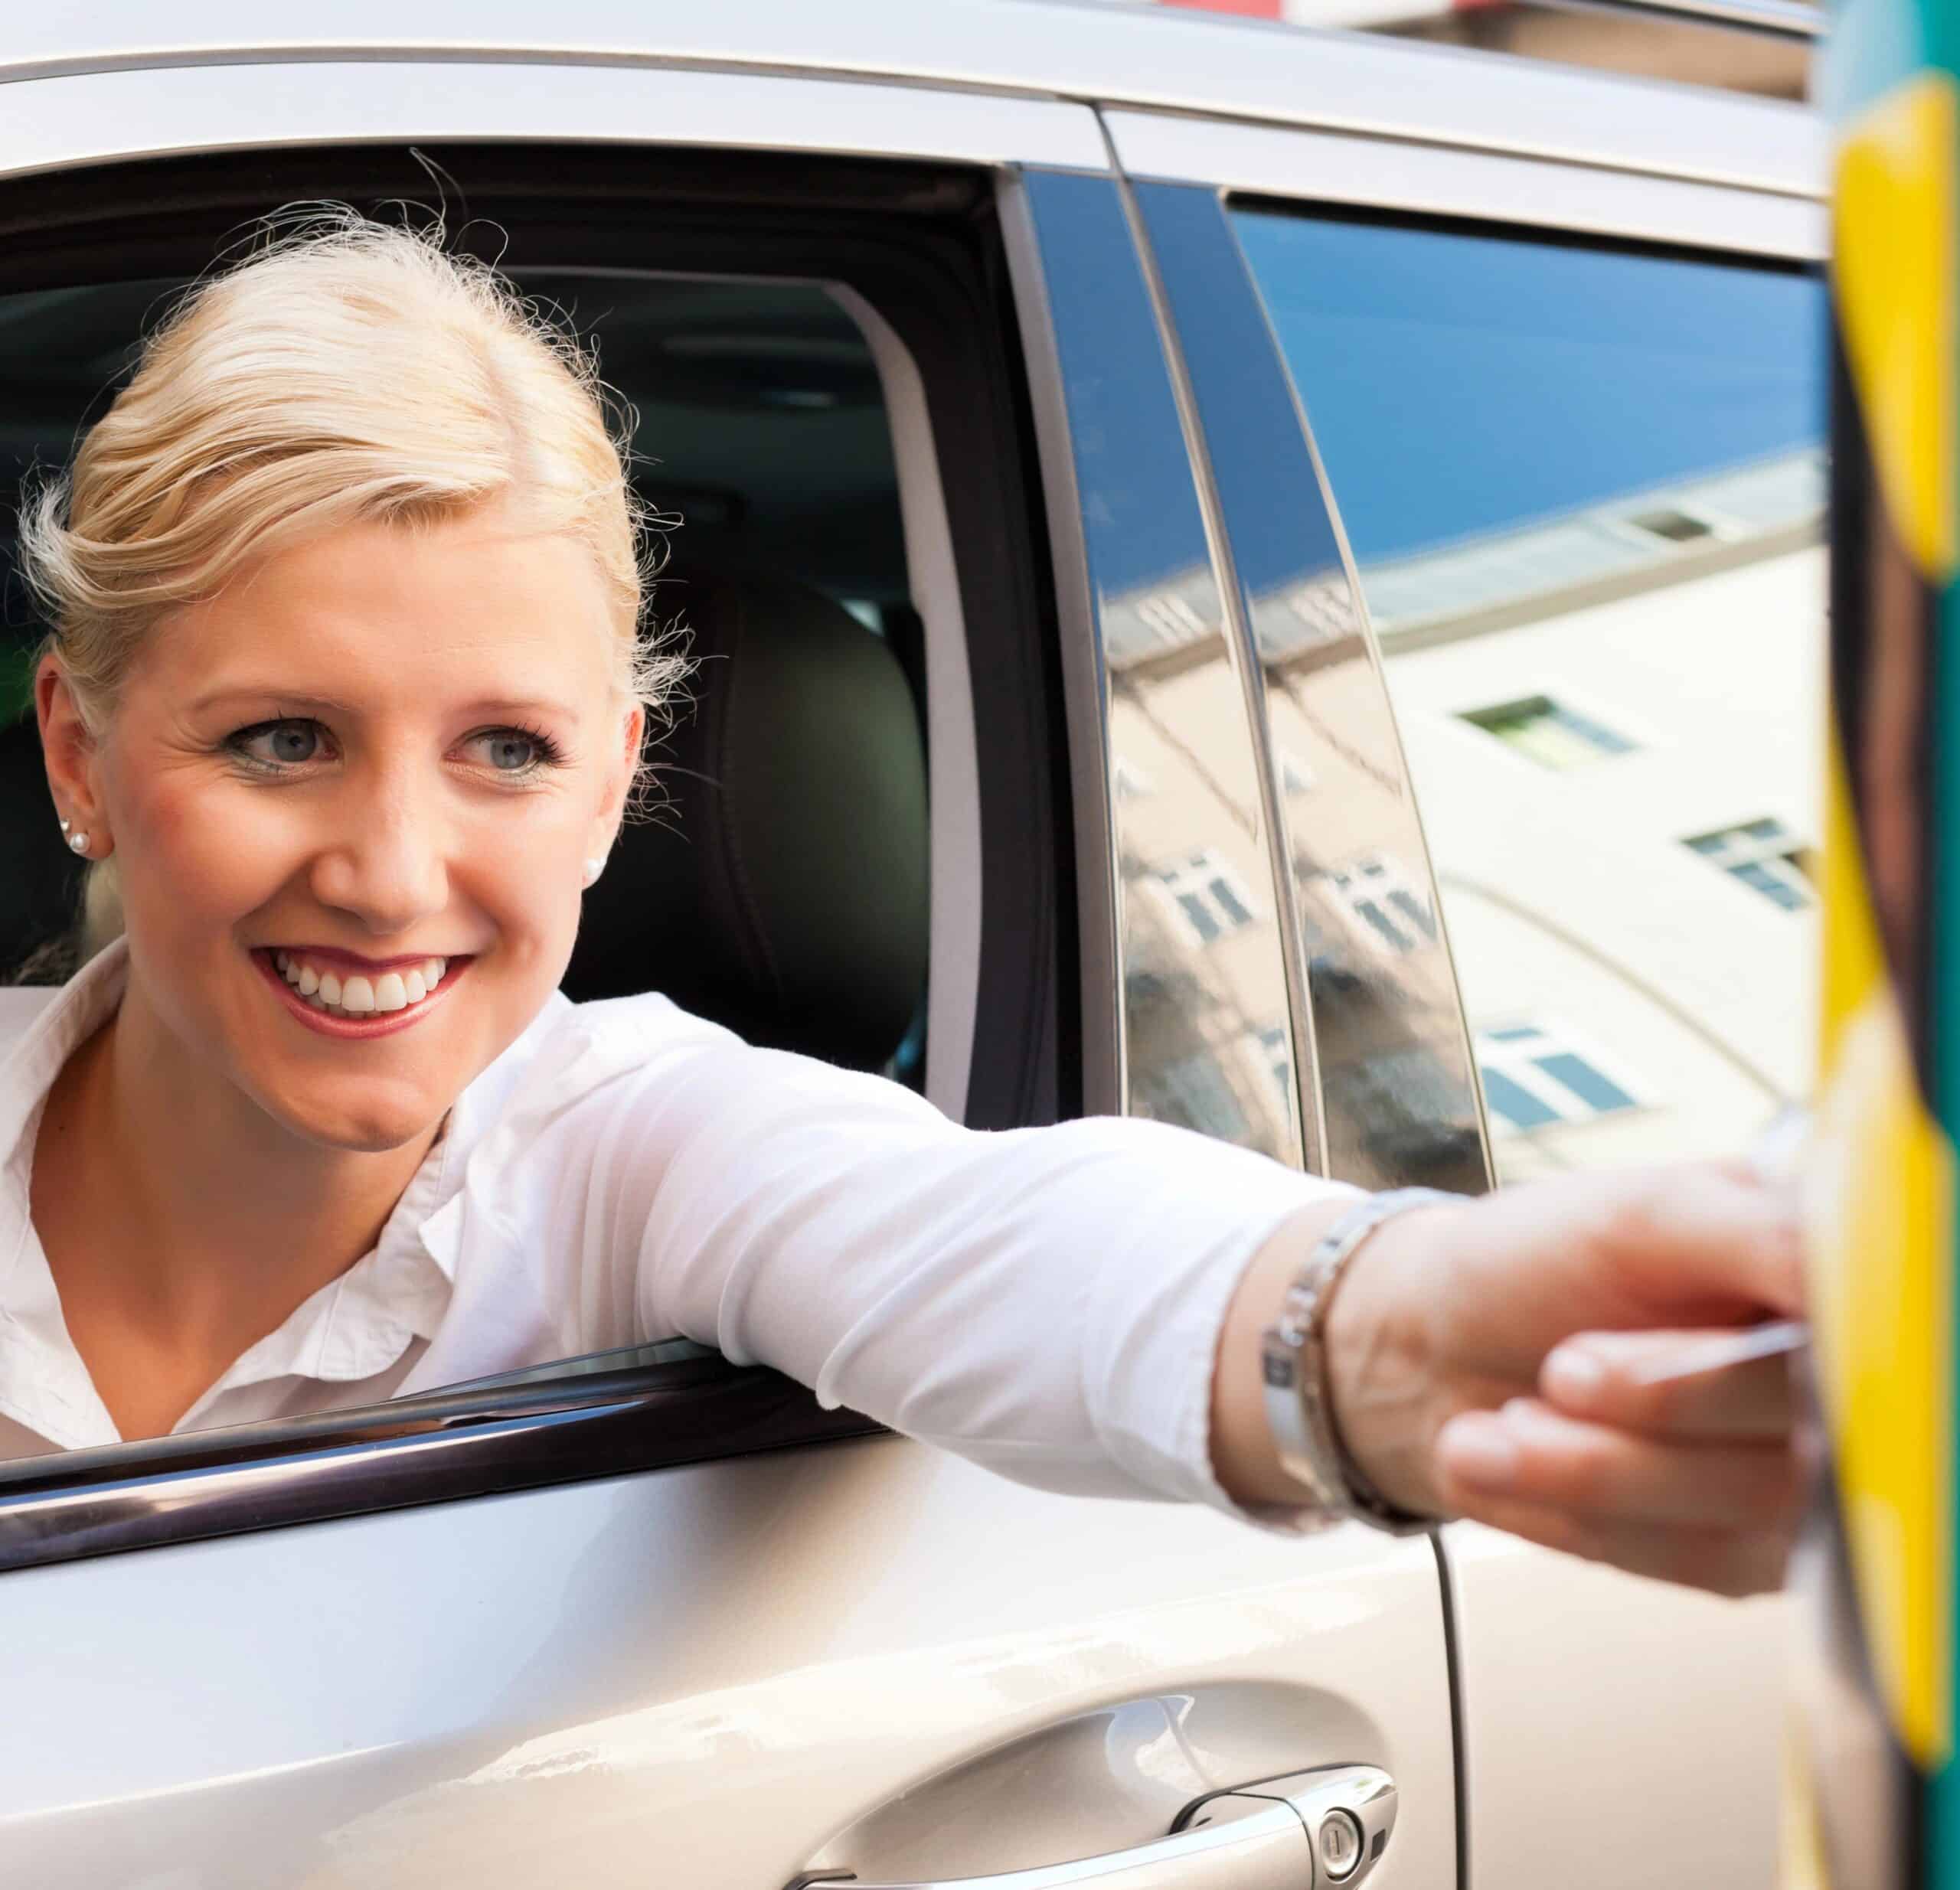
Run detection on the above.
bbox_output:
[0,940,1351,1522]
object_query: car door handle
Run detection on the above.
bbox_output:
[788,1762,1394,1890]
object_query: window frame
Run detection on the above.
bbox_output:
[0,129,1088,1573]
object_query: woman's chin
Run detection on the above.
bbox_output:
[253,1074,452,1155]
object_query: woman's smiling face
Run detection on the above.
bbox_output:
[41,510,641,1152]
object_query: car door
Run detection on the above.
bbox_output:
[1101,100,1826,1890]
[0,40,1459,1890]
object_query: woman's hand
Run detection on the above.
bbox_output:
[1214,1160,1811,1597]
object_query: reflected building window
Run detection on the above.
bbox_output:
[1240,1020,1295,1111]
[1146,850,1262,948]
[1475,1022,1644,1136]
[1135,1049,1253,1142]
[1684,818,1814,911]
[1322,852,1438,958]
[1459,694,1637,769]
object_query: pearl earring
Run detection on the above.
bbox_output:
[581,857,606,888]
[67,831,90,856]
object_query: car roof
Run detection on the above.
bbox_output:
[2,0,1819,199]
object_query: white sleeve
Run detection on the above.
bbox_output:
[550,1020,1357,1525]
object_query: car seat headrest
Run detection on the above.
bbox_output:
[563,573,929,1070]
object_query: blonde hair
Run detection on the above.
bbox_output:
[18,209,684,963]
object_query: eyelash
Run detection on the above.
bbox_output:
[223,717,570,779]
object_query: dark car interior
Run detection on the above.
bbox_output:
[0,263,932,1080]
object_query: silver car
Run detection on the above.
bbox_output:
[0,5,1819,1884]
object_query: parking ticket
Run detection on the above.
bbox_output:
[1628,1319,1811,1387]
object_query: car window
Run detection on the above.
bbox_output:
[0,267,934,1083]
[1230,208,1826,1181]
[0,140,1078,1549]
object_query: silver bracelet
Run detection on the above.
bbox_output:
[1260,1187,1458,1535]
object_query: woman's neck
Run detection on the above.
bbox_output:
[31,984,439,1435]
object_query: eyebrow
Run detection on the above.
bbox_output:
[188,689,586,722]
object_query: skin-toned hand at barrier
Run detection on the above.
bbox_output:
[1214,1160,1808,1596]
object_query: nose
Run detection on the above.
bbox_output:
[306,763,450,938]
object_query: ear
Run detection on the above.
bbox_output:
[35,656,106,845]
[586,700,644,864]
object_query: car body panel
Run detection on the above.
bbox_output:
[0,1441,1457,1885]
[0,56,1110,181]
[0,0,1821,196]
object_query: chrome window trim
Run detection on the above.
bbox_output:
[1123,178,1489,1193]
[1105,148,1330,1173]
[0,1360,884,1576]
[1005,166,1310,1167]
[0,58,1111,184]
[1236,247,1498,1190]
[1103,112,1824,260]
[1214,194,1499,1189]
[0,0,1821,200]
[997,172,1125,1121]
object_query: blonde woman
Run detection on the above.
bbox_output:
[3,215,1806,1594]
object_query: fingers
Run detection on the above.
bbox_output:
[1439,1490,1792,1599]
[1585,1160,1805,1321]
[1539,1329,1800,1440]
[1432,1400,1806,1597]
[1434,1399,1808,1531]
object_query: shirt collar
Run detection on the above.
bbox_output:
[0,936,472,1442]
[0,937,129,1181]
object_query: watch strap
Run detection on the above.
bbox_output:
[1260,1187,1457,1535]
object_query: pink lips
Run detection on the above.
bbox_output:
[270,945,452,974]
[252,948,468,1041]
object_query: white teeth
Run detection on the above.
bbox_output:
[273,953,453,1020]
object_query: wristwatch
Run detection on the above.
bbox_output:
[1260,1186,1457,1535]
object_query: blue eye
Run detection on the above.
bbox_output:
[465,726,565,775]
[232,720,325,768]
[482,732,542,772]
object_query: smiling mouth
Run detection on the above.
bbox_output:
[256,948,459,1022]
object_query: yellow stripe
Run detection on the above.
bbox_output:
[1834,73,1958,580]
[1811,734,1953,1763]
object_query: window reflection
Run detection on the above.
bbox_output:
[1103,577,1300,1158]
[1233,207,1825,1183]
[1137,180,1487,1193]
[1022,170,1302,1165]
